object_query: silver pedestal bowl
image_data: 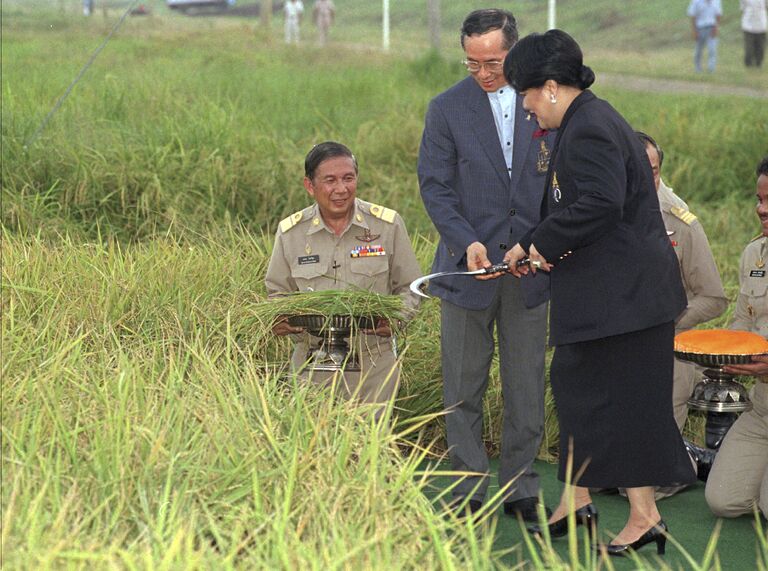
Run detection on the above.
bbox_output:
[674,350,758,449]
[674,351,755,413]
[287,314,377,372]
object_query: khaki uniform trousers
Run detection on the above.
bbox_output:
[672,359,701,431]
[705,381,768,518]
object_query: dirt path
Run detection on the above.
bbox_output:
[600,72,768,99]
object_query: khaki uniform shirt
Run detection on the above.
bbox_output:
[732,235,768,338]
[730,234,768,407]
[659,184,728,333]
[265,198,422,405]
[659,181,728,430]
[733,236,768,411]
[266,198,420,309]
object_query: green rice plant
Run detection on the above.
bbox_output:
[3,221,764,568]
[253,289,406,330]
[1,178,750,457]
[0,235,526,568]
[2,227,490,568]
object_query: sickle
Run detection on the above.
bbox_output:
[409,259,541,299]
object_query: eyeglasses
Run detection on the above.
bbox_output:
[462,59,504,73]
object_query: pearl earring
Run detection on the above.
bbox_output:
[550,94,557,104]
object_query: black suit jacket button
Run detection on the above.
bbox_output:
[509,209,516,216]
[499,243,508,250]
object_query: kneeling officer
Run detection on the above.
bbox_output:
[266,141,422,413]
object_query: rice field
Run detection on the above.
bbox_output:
[3,3,768,569]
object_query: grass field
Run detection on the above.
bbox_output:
[11,0,768,89]
[2,3,768,569]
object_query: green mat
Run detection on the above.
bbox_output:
[425,459,763,569]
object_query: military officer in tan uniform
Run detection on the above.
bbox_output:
[706,156,768,518]
[630,133,727,499]
[265,141,422,411]
[639,132,729,431]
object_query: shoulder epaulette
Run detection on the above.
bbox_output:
[670,206,697,225]
[368,202,396,224]
[751,233,764,242]
[279,210,305,233]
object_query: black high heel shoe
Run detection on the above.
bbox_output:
[603,520,668,556]
[527,503,598,539]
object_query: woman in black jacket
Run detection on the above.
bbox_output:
[495,30,695,556]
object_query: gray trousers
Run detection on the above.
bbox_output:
[441,276,548,503]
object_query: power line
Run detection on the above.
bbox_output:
[24,0,140,149]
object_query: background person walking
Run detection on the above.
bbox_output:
[687,0,723,72]
[313,0,335,46]
[284,0,304,45]
[741,0,767,68]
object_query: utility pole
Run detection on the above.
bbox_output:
[382,0,390,52]
[548,0,556,30]
[427,0,440,51]
[263,0,273,30]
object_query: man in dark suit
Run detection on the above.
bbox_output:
[417,8,554,520]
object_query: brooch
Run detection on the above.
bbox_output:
[552,172,561,203]
[536,139,550,174]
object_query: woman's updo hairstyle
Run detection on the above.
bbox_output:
[503,29,595,93]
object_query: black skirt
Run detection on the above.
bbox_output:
[550,321,696,488]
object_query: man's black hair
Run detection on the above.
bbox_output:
[460,9,518,50]
[757,156,768,178]
[304,141,358,180]
[636,131,665,167]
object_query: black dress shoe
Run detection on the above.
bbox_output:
[601,520,668,556]
[503,497,551,523]
[445,497,483,518]
[527,503,598,539]
[684,439,717,482]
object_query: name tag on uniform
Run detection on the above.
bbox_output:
[298,255,320,265]
[750,270,766,278]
